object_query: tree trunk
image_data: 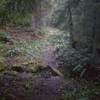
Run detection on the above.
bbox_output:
[68,5,74,48]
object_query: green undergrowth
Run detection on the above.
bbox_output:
[0,31,9,38]
[48,30,70,45]
[0,32,10,71]
[0,31,10,55]
[6,39,48,71]
[13,39,47,56]
[62,81,100,100]
[0,43,8,72]
[0,61,7,72]
[0,42,8,56]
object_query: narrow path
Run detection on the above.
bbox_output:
[40,27,64,77]
[41,43,58,68]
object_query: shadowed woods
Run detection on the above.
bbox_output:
[0,0,100,100]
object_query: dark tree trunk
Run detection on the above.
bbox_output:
[68,5,74,48]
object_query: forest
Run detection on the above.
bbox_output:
[0,0,100,100]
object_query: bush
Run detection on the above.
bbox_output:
[56,47,91,77]
[48,30,91,78]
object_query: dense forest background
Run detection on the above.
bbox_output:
[0,0,100,100]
